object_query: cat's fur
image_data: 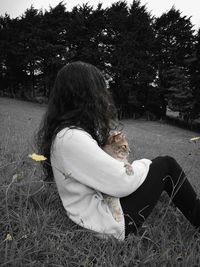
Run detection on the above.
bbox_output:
[103,132,134,222]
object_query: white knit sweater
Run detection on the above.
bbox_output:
[50,128,152,241]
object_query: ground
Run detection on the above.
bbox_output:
[1,97,200,266]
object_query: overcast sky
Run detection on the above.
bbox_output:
[0,0,200,30]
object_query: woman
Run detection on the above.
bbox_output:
[37,61,200,241]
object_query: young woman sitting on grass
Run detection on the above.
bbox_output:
[37,61,200,241]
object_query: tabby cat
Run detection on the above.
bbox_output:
[103,132,134,222]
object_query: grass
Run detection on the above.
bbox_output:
[0,97,200,266]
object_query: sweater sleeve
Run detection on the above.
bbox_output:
[53,128,149,198]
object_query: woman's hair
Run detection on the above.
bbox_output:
[37,61,118,181]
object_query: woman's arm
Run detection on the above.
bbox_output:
[53,128,148,197]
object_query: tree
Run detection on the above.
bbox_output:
[166,66,193,113]
[66,2,107,71]
[153,7,195,116]
[0,14,27,97]
[18,6,44,98]
[189,29,200,120]
[38,2,69,96]
[0,2,68,99]
[106,0,155,116]
[0,14,11,95]
[104,0,129,108]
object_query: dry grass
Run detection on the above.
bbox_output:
[1,97,200,266]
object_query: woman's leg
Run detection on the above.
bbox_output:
[120,156,200,236]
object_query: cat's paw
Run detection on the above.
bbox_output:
[124,164,134,175]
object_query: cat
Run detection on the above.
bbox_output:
[103,132,134,222]
[103,131,134,175]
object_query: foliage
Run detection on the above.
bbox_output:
[0,14,26,97]
[166,66,193,111]
[106,0,155,110]
[0,1,199,122]
[153,7,196,117]
[189,29,200,119]
[37,3,69,97]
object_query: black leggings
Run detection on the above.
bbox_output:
[120,156,200,236]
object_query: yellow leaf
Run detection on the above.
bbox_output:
[190,137,200,142]
[28,153,47,162]
[5,233,12,241]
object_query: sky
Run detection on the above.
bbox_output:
[0,0,200,30]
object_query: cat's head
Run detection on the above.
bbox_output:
[106,132,131,159]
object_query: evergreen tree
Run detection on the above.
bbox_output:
[153,7,195,116]
[19,6,44,97]
[67,3,106,70]
[166,66,193,113]
[106,0,155,115]
[0,14,26,97]
[104,1,129,108]
[38,2,69,96]
[0,14,11,95]
[189,29,200,119]
[0,0,198,118]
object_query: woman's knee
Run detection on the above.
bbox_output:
[163,155,177,164]
[152,155,178,173]
[152,155,176,165]
[165,155,180,167]
[160,156,182,179]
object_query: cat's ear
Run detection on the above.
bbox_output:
[113,133,123,142]
[107,131,121,144]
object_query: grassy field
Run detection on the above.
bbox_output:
[1,97,200,266]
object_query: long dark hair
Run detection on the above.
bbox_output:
[37,61,118,181]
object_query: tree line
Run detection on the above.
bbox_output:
[0,1,200,122]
